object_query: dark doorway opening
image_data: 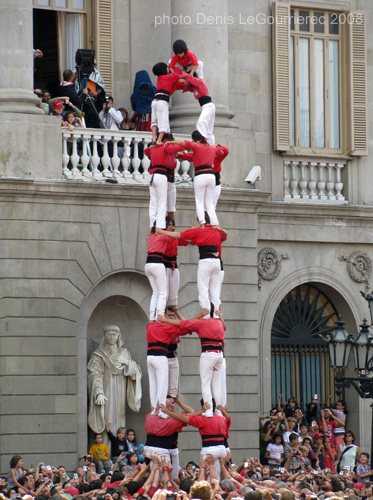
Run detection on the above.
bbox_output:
[33,9,60,96]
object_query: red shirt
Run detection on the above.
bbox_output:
[213,145,229,173]
[180,226,226,248]
[146,322,190,344]
[156,72,182,96]
[147,233,173,255]
[183,141,224,168]
[145,413,186,435]
[169,50,198,69]
[319,420,337,449]
[189,414,231,439]
[164,237,188,258]
[181,73,210,99]
[144,143,180,175]
[180,318,225,341]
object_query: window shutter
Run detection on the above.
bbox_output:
[272,1,291,151]
[349,11,368,156]
[96,0,113,95]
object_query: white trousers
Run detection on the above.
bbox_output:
[149,173,168,229]
[168,356,179,398]
[200,351,224,413]
[144,445,170,463]
[151,100,170,133]
[220,357,227,407]
[167,182,176,213]
[170,448,180,480]
[197,102,216,145]
[147,355,169,410]
[166,267,180,306]
[194,173,218,226]
[198,258,221,312]
[216,267,224,313]
[145,263,168,320]
[212,183,221,209]
[200,445,226,478]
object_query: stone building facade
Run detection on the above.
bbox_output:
[1,0,373,473]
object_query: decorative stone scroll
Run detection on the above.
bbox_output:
[257,247,290,287]
[339,251,372,289]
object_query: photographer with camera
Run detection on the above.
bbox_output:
[99,96,123,131]
[284,434,301,473]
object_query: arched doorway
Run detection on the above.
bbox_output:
[271,283,339,408]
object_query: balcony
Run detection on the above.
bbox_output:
[62,129,193,185]
[283,160,347,204]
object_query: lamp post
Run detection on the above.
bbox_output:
[323,294,373,459]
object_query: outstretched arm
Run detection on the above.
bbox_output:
[217,404,230,422]
[175,396,195,414]
[173,307,185,321]
[192,308,209,319]
[215,310,226,330]
[156,228,182,238]
[157,316,181,326]
[159,404,190,423]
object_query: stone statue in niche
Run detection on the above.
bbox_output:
[87,324,142,434]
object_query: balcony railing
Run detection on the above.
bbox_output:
[62,129,193,185]
[283,160,347,203]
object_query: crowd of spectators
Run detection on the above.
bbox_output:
[34,66,154,135]
[1,395,372,500]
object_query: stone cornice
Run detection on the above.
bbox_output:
[0,179,271,210]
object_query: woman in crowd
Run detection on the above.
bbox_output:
[118,108,133,130]
[332,399,348,450]
[335,430,360,471]
[265,432,284,469]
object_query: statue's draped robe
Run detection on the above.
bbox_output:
[87,346,142,433]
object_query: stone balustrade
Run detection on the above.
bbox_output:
[62,129,193,185]
[283,160,346,203]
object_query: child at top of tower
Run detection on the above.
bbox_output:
[168,39,204,79]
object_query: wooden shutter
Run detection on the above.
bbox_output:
[272,1,291,151]
[96,0,113,95]
[349,11,368,156]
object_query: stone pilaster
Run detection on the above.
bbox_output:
[0,0,44,114]
[169,0,236,132]
[0,0,62,179]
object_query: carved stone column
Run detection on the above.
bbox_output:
[169,0,235,133]
[0,0,43,114]
[0,0,62,178]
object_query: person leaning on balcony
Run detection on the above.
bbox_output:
[50,100,73,132]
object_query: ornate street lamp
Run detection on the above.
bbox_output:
[322,299,373,460]
[326,315,353,368]
[353,320,373,373]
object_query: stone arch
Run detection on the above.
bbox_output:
[259,267,366,414]
[76,271,151,454]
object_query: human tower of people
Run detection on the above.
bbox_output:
[142,39,231,481]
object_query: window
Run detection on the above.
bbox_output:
[33,0,86,12]
[272,2,367,156]
[271,284,338,408]
[33,0,113,95]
